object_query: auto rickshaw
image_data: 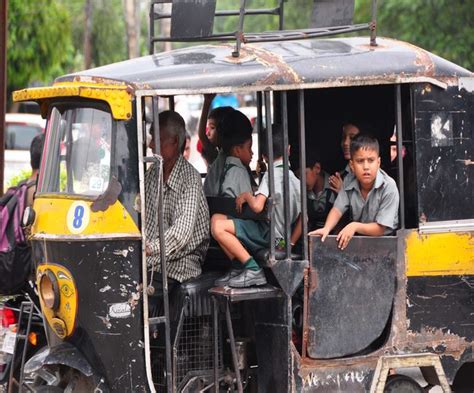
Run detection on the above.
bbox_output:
[11,1,473,392]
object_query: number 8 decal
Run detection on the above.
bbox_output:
[67,202,90,234]
[72,206,84,229]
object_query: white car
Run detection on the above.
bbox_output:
[4,113,46,187]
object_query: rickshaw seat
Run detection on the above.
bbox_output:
[169,271,222,322]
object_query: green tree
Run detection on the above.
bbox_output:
[7,0,73,100]
[64,0,127,70]
[354,0,473,71]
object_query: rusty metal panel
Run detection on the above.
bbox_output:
[412,83,474,223]
[57,37,472,93]
[311,0,354,28]
[171,0,216,39]
[307,236,396,359]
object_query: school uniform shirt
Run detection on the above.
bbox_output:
[203,149,226,196]
[256,159,301,240]
[145,155,210,283]
[333,168,399,235]
[307,171,336,229]
[219,156,253,198]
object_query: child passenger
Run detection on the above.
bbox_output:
[304,151,336,230]
[211,125,301,288]
[329,122,360,193]
[218,110,254,197]
[309,134,399,250]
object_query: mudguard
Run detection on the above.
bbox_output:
[24,342,93,377]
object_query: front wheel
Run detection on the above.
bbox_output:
[384,374,423,393]
[30,366,96,393]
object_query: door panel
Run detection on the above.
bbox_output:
[307,236,396,359]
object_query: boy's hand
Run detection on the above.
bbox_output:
[336,222,357,250]
[329,172,343,193]
[145,242,152,256]
[236,192,251,213]
[256,159,267,176]
[308,227,330,242]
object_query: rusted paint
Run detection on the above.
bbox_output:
[247,44,302,85]
[405,327,470,361]
[393,39,435,76]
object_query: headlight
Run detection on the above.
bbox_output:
[39,270,60,311]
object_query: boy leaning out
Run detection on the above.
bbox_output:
[309,134,399,250]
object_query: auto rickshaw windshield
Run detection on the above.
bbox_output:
[38,106,113,196]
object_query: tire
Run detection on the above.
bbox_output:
[384,374,423,393]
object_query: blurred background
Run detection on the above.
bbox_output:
[3,0,473,185]
[6,0,473,112]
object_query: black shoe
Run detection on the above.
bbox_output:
[214,268,242,286]
[228,268,267,288]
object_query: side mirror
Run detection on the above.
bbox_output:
[22,206,36,228]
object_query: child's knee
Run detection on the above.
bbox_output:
[211,217,224,239]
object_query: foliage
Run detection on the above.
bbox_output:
[6,0,472,101]
[7,0,73,92]
[6,169,31,188]
[354,0,473,71]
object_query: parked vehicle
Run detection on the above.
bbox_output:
[4,113,46,187]
[10,1,474,392]
[0,290,46,392]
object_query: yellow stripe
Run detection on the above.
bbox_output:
[405,230,474,276]
[32,197,140,236]
[12,81,132,120]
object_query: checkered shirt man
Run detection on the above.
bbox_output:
[145,155,210,282]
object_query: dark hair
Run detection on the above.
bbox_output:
[209,106,235,147]
[261,124,284,158]
[305,149,323,169]
[30,133,45,170]
[219,110,253,155]
[350,134,379,158]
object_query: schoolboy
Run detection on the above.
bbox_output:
[304,151,336,230]
[203,108,252,196]
[328,122,360,193]
[309,134,399,250]
[211,125,301,287]
[217,110,254,197]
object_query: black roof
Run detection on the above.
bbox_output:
[57,37,472,93]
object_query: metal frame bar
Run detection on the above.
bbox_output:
[280,92,291,259]
[151,96,173,393]
[172,297,189,392]
[395,85,405,229]
[298,90,308,261]
[370,0,378,46]
[136,96,157,393]
[256,91,264,180]
[264,91,276,261]
[153,7,281,20]
[233,0,248,57]
[212,297,219,393]
[150,23,370,45]
[225,301,243,393]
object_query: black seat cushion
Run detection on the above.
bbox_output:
[169,271,223,320]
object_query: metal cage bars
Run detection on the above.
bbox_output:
[148,0,378,56]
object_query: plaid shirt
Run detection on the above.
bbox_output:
[145,156,210,282]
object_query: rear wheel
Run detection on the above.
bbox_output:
[384,374,423,393]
